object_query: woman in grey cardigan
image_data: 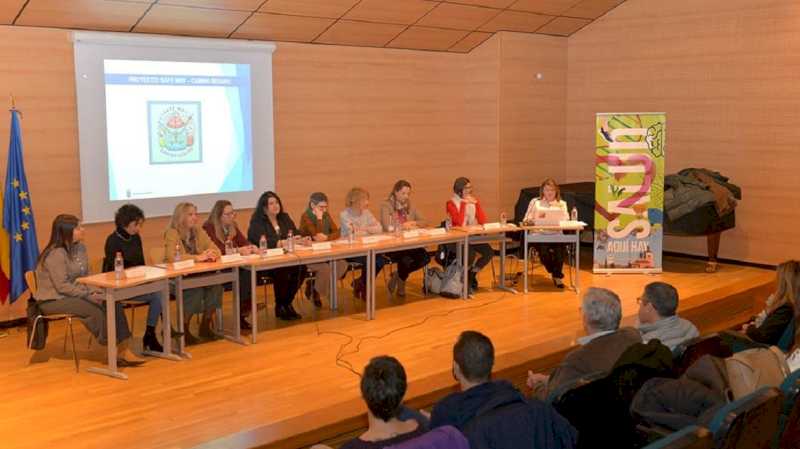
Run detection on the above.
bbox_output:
[34,214,144,366]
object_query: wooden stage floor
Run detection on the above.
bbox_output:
[0,255,774,449]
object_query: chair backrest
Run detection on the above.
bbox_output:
[547,371,606,404]
[149,246,165,265]
[24,271,37,296]
[777,320,796,353]
[778,369,800,449]
[674,333,733,377]
[384,425,469,449]
[707,386,783,449]
[642,425,713,449]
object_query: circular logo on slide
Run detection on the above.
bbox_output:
[157,106,196,157]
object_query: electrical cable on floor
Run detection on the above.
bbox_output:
[315,292,510,379]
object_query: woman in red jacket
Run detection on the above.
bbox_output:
[446,177,493,295]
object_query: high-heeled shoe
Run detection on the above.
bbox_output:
[142,329,163,353]
[117,358,146,367]
[553,277,565,289]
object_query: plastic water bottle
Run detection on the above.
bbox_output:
[224,239,234,255]
[394,216,402,237]
[500,212,507,225]
[286,230,294,253]
[114,252,124,280]
[348,223,355,245]
[570,206,578,222]
[445,216,452,231]
[259,235,268,257]
[174,243,182,262]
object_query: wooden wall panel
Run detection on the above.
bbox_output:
[0,25,506,319]
[566,0,800,264]
[499,32,566,216]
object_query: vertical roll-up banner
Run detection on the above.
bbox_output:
[593,113,666,274]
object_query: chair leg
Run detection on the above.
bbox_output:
[28,316,41,350]
[67,317,79,373]
[490,257,497,288]
[63,318,69,354]
[131,306,136,335]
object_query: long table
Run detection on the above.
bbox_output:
[78,269,179,380]
[521,223,585,293]
[77,225,538,378]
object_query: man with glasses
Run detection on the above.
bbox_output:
[637,282,699,352]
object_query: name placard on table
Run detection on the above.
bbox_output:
[402,230,420,239]
[483,222,501,230]
[263,248,285,257]
[425,228,447,236]
[172,259,195,270]
[220,254,244,263]
[311,242,332,251]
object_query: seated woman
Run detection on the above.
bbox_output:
[164,202,223,345]
[739,260,798,347]
[247,191,308,321]
[523,178,569,288]
[298,192,347,308]
[446,177,493,295]
[101,204,165,352]
[36,214,144,366]
[202,200,257,330]
[380,180,430,297]
[340,187,386,300]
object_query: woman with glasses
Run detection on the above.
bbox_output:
[298,192,347,308]
[203,200,257,330]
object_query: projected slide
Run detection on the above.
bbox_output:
[104,60,253,200]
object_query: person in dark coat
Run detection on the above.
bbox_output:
[528,287,642,400]
[247,191,308,321]
[430,331,577,449]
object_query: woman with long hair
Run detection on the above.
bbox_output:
[523,178,569,288]
[202,200,256,330]
[35,214,144,366]
[164,202,222,344]
[741,260,799,348]
[379,180,430,297]
[247,191,307,321]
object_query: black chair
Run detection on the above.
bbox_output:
[641,425,713,449]
[707,386,782,449]
[25,271,83,373]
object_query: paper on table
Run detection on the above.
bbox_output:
[125,266,167,278]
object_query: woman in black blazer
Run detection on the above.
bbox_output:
[248,191,308,321]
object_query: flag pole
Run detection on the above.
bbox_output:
[9,94,21,118]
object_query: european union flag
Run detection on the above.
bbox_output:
[3,109,39,303]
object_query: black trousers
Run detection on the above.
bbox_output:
[388,248,430,281]
[269,265,307,307]
[469,243,493,272]
[533,243,566,279]
[237,269,252,314]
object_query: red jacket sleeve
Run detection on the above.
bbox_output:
[475,200,487,225]
[446,200,466,226]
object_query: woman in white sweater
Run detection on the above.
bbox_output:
[523,178,569,288]
[340,187,386,299]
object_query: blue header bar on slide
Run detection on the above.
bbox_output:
[105,74,248,87]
